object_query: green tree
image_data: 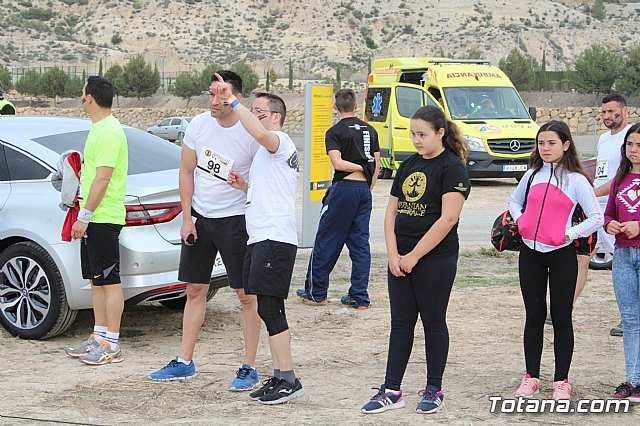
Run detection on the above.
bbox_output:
[200,63,221,91]
[498,48,537,91]
[465,48,484,59]
[104,65,123,107]
[105,64,123,91]
[540,50,548,90]
[0,65,12,90]
[230,61,259,95]
[98,59,103,77]
[268,66,277,83]
[335,65,341,91]
[16,70,41,96]
[63,76,84,98]
[288,57,293,90]
[591,0,605,20]
[119,53,161,98]
[573,44,621,94]
[615,44,640,96]
[169,71,202,107]
[265,70,270,91]
[38,67,68,101]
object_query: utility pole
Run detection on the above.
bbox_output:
[160,54,166,93]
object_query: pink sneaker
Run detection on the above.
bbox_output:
[515,374,540,398]
[552,379,571,400]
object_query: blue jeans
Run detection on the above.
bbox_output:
[612,247,640,385]
[304,181,372,305]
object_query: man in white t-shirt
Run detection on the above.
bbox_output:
[149,70,264,391]
[576,93,630,336]
[213,75,304,404]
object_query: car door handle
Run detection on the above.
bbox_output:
[394,126,407,130]
[383,126,389,128]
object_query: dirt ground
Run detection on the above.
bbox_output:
[0,179,633,425]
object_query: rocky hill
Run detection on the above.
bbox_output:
[2,0,639,79]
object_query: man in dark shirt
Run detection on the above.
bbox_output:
[297,89,380,309]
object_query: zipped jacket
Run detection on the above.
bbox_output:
[509,162,603,253]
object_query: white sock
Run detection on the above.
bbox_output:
[93,326,107,343]
[105,331,119,350]
[177,357,192,365]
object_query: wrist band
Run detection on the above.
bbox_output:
[227,95,239,108]
[77,208,93,224]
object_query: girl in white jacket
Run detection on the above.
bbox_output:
[508,120,602,400]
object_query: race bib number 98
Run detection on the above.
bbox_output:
[197,146,234,181]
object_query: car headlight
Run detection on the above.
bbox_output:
[464,135,486,152]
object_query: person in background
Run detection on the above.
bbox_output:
[575,94,631,337]
[297,89,380,309]
[0,87,16,115]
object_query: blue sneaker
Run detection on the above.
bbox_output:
[361,385,406,414]
[341,294,356,305]
[149,357,197,381]
[229,364,259,391]
[416,385,444,414]
[296,288,307,298]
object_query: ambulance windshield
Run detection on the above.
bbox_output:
[443,87,530,120]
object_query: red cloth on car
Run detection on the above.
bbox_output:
[61,152,82,242]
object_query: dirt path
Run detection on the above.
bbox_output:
[0,180,631,425]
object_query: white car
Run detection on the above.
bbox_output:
[146,116,192,143]
[0,116,227,339]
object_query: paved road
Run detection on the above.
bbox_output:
[296,196,502,251]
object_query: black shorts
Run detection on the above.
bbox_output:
[243,240,297,299]
[178,211,247,288]
[81,223,123,286]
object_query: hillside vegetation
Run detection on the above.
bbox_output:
[1,0,639,78]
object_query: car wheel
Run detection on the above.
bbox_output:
[177,132,185,144]
[378,168,393,179]
[159,286,219,310]
[0,242,77,339]
[589,252,613,270]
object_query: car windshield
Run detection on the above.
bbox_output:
[443,87,530,120]
[33,129,180,175]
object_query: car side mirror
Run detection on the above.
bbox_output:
[528,106,537,121]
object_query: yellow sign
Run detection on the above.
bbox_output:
[308,85,333,201]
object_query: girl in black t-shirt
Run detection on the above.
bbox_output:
[361,106,470,415]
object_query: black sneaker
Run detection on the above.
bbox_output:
[258,378,304,405]
[610,321,623,337]
[250,376,279,401]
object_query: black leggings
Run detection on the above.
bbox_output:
[256,295,289,337]
[519,244,576,381]
[384,254,457,391]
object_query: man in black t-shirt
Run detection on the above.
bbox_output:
[297,89,380,309]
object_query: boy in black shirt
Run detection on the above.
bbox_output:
[297,89,380,308]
